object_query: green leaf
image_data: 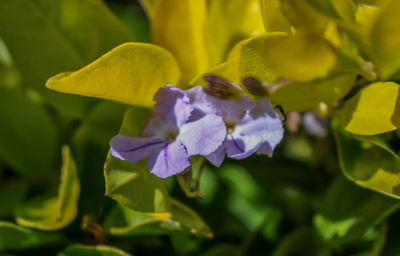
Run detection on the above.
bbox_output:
[272,228,316,256]
[219,164,282,236]
[314,176,400,244]
[369,0,400,79]
[206,0,265,66]
[0,88,58,176]
[57,244,131,256]
[103,198,213,238]
[0,221,63,251]
[151,0,207,83]
[47,43,181,107]
[263,34,337,82]
[333,119,400,199]
[0,0,133,117]
[0,183,27,218]
[104,108,170,213]
[16,146,80,231]
[337,82,400,135]
[73,101,128,148]
[269,74,356,112]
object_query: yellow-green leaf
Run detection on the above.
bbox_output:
[47,43,181,107]
[190,58,240,87]
[260,0,292,33]
[338,82,400,135]
[206,0,265,67]
[151,0,207,83]
[58,244,131,256]
[333,119,400,199]
[103,199,213,238]
[281,0,329,34]
[0,221,63,251]
[270,74,356,112]
[369,0,400,79]
[239,33,285,83]
[104,108,170,213]
[190,33,285,87]
[139,0,159,19]
[263,34,337,82]
[16,146,80,231]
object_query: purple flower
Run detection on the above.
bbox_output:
[110,85,227,178]
[187,86,284,167]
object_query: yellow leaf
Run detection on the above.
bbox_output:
[190,58,240,87]
[369,0,400,79]
[281,0,329,34]
[206,0,265,67]
[151,0,208,83]
[338,82,400,135]
[47,43,181,107]
[259,0,292,33]
[139,0,159,19]
[263,34,337,82]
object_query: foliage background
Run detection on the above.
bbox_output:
[1,0,400,255]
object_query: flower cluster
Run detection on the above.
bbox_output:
[110,80,284,178]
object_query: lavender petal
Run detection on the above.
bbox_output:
[148,141,190,178]
[178,114,227,156]
[110,135,166,163]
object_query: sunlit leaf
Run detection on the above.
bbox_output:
[206,0,264,66]
[333,119,400,199]
[281,0,329,34]
[337,82,400,135]
[190,58,240,87]
[270,74,356,112]
[263,34,337,82]
[368,0,400,79]
[0,88,58,176]
[139,0,159,19]
[103,199,213,238]
[16,146,80,231]
[239,33,284,83]
[0,0,133,117]
[151,0,207,83]
[0,221,63,251]
[259,0,291,33]
[314,176,400,244]
[191,33,285,87]
[47,43,181,107]
[58,244,131,256]
[104,108,170,213]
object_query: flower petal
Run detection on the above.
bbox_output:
[187,86,254,123]
[227,99,283,159]
[110,135,166,163]
[148,141,190,178]
[178,114,227,156]
[153,85,193,127]
[206,145,225,167]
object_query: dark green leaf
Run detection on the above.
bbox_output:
[16,146,80,230]
[0,88,58,176]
